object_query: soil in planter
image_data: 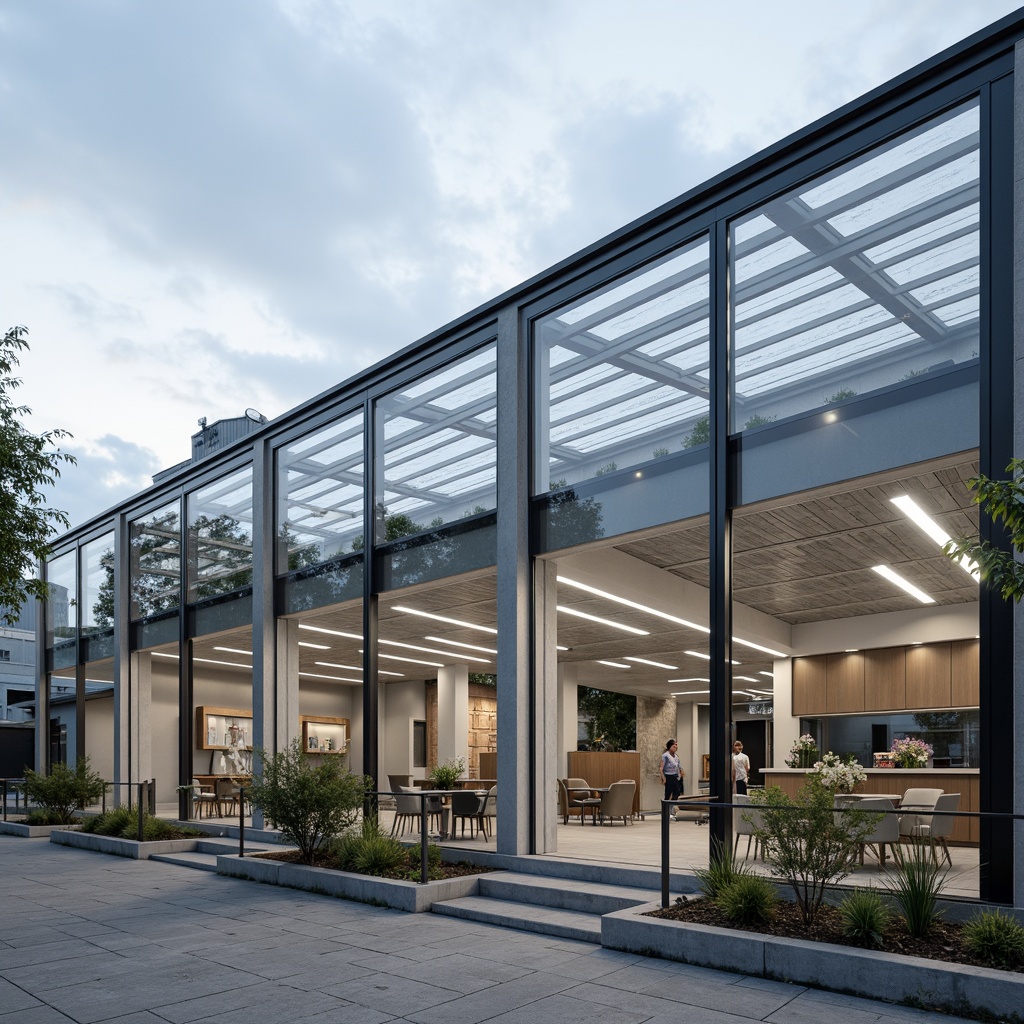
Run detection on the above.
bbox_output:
[647,899,1024,974]
[256,848,495,882]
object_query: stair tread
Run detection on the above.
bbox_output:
[433,896,601,941]
[482,871,655,901]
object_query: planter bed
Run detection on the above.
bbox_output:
[603,902,1024,1022]
[217,853,490,912]
[0,820,79,839]
[50,829,201,860]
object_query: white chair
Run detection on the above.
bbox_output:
[916,792,961,865]
[480,786,497,838]
[850,797,900,866]
[191,778,217,819]
[899,788,943,839]
[732,793,763,859]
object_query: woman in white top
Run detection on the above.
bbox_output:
[732,740,750,795]
[660,739,683,804]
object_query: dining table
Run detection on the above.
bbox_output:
[567,785,609,824]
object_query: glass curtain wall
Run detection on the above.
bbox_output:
[375,345,499,811]
[728,100,981,893]
[533,234,712,857]
[276,411,366,776]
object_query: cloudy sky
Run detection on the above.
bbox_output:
[2,0,1021,530]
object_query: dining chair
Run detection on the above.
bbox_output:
[850,797,900,866]
[916,792,960,865]
[480,786,497,838]
[214,777,241,817]
[191,778,217,819]
[598,780,635,825]
[732,792,763,859]
[565,777,601,824]
[391,786,422,837]
[898,788,944,839]
[450,789,487,838]
[557,779,580,824]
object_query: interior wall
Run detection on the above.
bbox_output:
[151,662,179,801]
[382,678,425,779]
[84,695,114,784]
[191,667,254,777]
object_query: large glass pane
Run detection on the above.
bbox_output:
[730,100,980,431]
[82,532,114,637]
[376,344,497,542]
[533,235,711,493]
[46,549,76,669]
[130,501,181,620]
[187,467,253,602]
[277,412,364,573]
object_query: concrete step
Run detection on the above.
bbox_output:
[432,896,601,943]
[150,851,221,872]
[477,871,654,915]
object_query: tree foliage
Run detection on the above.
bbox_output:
[578,687,636,751]
[0,326,76,625]
[22,757,107,825]
[247,739,369,863]
[944,458,1024,602]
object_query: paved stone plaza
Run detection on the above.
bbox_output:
[0,837,977,1024]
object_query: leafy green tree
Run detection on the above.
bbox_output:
[247,739,369,863]
[682,415,710,448]
[944,459,1024,601]
[0,326,76,625]
[578,687,636,752]
[22,757,107,824]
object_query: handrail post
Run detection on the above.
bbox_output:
[238,787,246,857]
[148,779,156,815]
[420,792,429,884]
[137,782,145,842]
[661,800,670,907]
[2,779,7,822]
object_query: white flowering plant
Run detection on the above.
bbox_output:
[785,734,820,768]
[891,736,933,768]
[808,752,867,794]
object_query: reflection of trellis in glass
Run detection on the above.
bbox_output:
[730,101,980,430]
[535,236,712,491]
[130,502,182,619]
[377,345,498,541]
[187,467,254,601]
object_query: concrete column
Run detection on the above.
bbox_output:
[535,560,559,853]
[276,619,300,753]
[556,662,578,779]
[771,658,796,769]
[130,651,153,782]
[436,664,469,769]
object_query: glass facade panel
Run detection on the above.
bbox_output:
[277,412,364,573]
[533,236,711,494]
[46,550,76,666]
[187,467,253,602]
[376,344,497,542]
[730,100,980,431]
[130,501,181,620]
[82,532,115,636]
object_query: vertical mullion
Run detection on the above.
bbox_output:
[362,398,379,786]
[709,218,734,846]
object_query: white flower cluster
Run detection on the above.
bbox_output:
[809,752,867,793]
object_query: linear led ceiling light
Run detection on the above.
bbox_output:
[298,641,331,650]
[194,657,252,670]
[425,636,498,655]
[624,656,678,670]
[299,672,361,683]
[597,660,631,668]
[379,639,490,663]
[684,650,740,664]
[152,651,180,659]
[758,671,774,678]
[891,494,980,581]
[667,677,710,683]
[556,576,708,632]
[557,605,649,635]
[315,661,361,672]
[872,564,936,604]
[732,636,787,657]
[391,605,498,635]
[377,653,445,668]
[734,675,759,683]
[671,689,710,696]
[299,624,360,638]
[213,646,252,656]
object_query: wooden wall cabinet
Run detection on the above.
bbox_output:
[301,715,349,754]
[825,652,864,714]
[195,707,252,750]
[951,639,980,706]
[792,656,827,716]
[863,647,906,711]
[906,643,951,709]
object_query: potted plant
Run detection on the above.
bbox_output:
[784,734,820,769]
[808,751,867,794]
[891,736,933,768]
[427,757,465,790]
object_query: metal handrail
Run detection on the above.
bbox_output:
[659,796,1024,907]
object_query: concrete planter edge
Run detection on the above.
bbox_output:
[0,821,79,838]
[216,854,483,912]
[48,829,199,860]
[602,903,1024,1022]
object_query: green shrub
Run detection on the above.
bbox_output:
[752,780,880,927]
[427,757,465,790]
[81,806,137,836]
[962,910,1024,968]
[693,835,755,899]
[22,758,107,825]
[886,843,945,938]
[715,875,777,926]
[839,888,890,948]
[25,809,66,826]
[247,739,370,864]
